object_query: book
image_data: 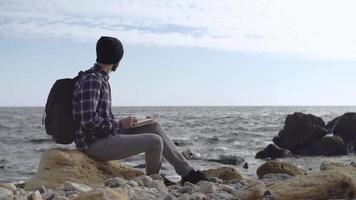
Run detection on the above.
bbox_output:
[131,117,155,128]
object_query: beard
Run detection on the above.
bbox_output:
[111,62,119,72]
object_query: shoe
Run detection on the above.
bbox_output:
[181,170,208,185]
[161,174,176,186]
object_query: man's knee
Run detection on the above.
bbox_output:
[148,134,163,151]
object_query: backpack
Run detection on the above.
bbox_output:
[43,70,93,144]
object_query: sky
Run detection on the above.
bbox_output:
[1,0,356,106]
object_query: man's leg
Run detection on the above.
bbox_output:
[85,134,163,175]
[125,123,193,176]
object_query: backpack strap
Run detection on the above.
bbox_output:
[73,69,95,82]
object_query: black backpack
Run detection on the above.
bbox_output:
[43,70,93,144]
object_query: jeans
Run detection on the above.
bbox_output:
[85,122,193,176]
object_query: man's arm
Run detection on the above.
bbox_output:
[78,75,121,137]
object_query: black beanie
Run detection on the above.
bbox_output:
[96,36,124,64]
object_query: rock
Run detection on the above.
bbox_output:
[28,191,43,200]
[105,177,127,188]
[268,170,356,200]
[0,183,17,192]
[189,192,207,200]
[0,187,13,200]
[72,188,128,200]
[206,177,223,183]
[257,160,306,179]
[127,187,167,200]
[178,194,190,200]
[243,162,249,169]
[149,174,164,182]
[260,173,293,187]
[173,139,193,147]
[234,180,266,200]
[133,175,153,187]
[221,184,236,193]
[316,135,347,156]
[255,144,291,159]
[196,181,217,194]
[177,186,194,194]
[63,182,93,193]
[273,112,329,155]
[24,149,143,191]
[331,113,356,146]
[204,166,244,181]
[147,180,168,193]
[206,155,245,165]
[181,150,201,160]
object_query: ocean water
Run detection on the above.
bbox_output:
[1,106,356,183]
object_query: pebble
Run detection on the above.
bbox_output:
[53,196,69,200]
[177,186,194,194]
[105,177,127,188]
[164,193,178,200]
[196,181,217,194]
[0,187,13,200]
[147,180,168,193]
[63,182,92,193]
[221,184,236,194]
[133,175,153,187]
[28,191,43,200]
[128,180,139,187]
[0,183,17,192]
[149,174,164,182]
[178,193,190,200]
[190,192,207,200]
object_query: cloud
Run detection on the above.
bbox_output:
[1,0,356,60]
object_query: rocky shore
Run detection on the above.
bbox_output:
[2,148,356,200]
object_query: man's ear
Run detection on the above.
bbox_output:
[112,62,119,72]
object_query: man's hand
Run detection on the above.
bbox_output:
[119,116,137,129]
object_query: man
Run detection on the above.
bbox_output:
[72,36,207,186]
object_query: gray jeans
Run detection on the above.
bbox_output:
[85,122,193,176]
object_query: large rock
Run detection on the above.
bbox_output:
[256,160,306,179]
[204,166,244,181]
[273,112,329,155]
[330,113,356,146]
[316,135,347,156]
[24,149,143,191]
[255,144,290,159]
[267,170,356,200]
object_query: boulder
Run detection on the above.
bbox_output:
[256,160,306,179]
[24,149,143,191]
[316,135,347,156]
[330,113,356,145]
[273,112,329,155]
[267,170,356,200]
[320,161,356,180]
[72,188,128,200]
[255,144,290,159]
[204,166,244,181]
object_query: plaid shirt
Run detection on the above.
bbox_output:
[72,64,123,151]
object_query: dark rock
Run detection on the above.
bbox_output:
[255,144,290,159]
[173,139,193,147]
[208,136,220,143]
[273,112,329,155]
[243,162,249,169]
[206,155,244,165]
[331,113,356,145]
[316,135,347,156]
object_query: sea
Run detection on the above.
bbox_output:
[1,106,356,183]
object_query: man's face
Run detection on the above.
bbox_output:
[111,62,120,72]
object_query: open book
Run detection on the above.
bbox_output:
[131,117,155,128]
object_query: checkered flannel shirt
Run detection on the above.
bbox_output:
[72,64,123,151]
